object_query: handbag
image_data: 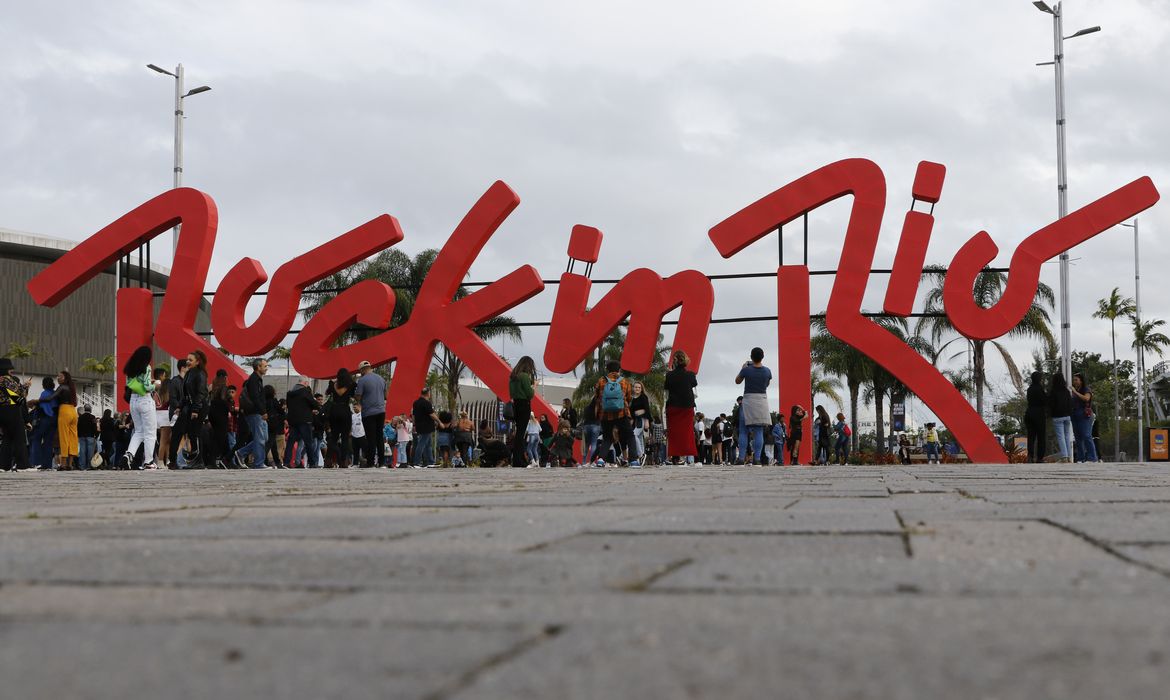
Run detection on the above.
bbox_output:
[90,452,104,468]
[1084,404,1094,418]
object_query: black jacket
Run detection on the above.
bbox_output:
[241,372,265,416]
[286,385,317,426]
[182,367,208,412]
[664,367,698,408]
[1048,387,1072,418]
[1026,382,1047,417]
[168,374,186,416]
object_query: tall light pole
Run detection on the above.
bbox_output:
[1032,2,1100,391]
[1121,220,1143,461]
[147,63,211,373]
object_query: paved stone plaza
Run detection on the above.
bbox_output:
[3,464,1170,699]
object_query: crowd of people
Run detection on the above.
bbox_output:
[2,343,867,471]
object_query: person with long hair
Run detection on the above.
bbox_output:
[787,405,806,466]
[37,370,79,470]
[814,405,832,465]
[1071,372,1098,463]
[326,367,356,467]
[1048,372,1073,463]
[170,350,208,468]
[208,369,232,469]
[121,346,159,469]
[509,356,537,468]
[664,349,698,464]
[1025,371,1047,463]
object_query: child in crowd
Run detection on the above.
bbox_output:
[350,404,366,467]
[549,422,577,468]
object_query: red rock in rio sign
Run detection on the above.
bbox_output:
[27,159,1159,464]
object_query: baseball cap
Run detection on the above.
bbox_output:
[357,360,372,369]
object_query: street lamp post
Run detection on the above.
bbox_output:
[147,63,211,373]
[1032,1,1100,391]
[1122,220,1143,461]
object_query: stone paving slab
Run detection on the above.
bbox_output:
[3,463,1170,699]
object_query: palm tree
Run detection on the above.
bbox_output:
[811,317,870,452]
[3,340,38,360]
[1093,288,1136,461]
[917,266,1054,418]
[268,345,292,384]
[303,247,521,410]
[80,354,116,409]
[1132,317,1170,359]
[1133,317,1170,419]
[810,369,844,411]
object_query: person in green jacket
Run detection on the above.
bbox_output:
[509,356,536,468]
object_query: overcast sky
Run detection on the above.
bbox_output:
[3,0,1167,424]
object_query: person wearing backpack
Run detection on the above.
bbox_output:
[594,360,634,466]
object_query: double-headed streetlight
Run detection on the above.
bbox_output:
[147,63,211,260]
[1032,1,1100,392]
[146,63,211,374]
[1121,220,1144,460]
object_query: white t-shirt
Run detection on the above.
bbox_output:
[351,412,366,438]
[397,420,412,443]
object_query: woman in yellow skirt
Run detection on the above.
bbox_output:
[53,370,79,470]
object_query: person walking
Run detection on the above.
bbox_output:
[1025,371,1047,463]
[283,378,317,467]
[235,358,269,469]
[923,423,941,464]
[0,358,31,470]
[508,356,537,468]
[1071,372,1098,463]
[353,361,387,467]
[595,360,634,467]
[1049,372,1073,463]
[664,350,698,464]
[121,346,160,470]
[170,351,208,469]
[165,359,188,468]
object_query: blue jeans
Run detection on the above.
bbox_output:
[743,426,764,462]
[397,442,409,464]
[79,436,97,471]
[414,431,434,466]
[308,436,322,467]
[284,422,313,466]
[1072,415,1098,462]
[526,434,541,463]
[924,442,939,462]
[240,414,268,468]
[582,424,601,462]
[1052,416,1072,459]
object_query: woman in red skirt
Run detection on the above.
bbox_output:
[664,350,699,464]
